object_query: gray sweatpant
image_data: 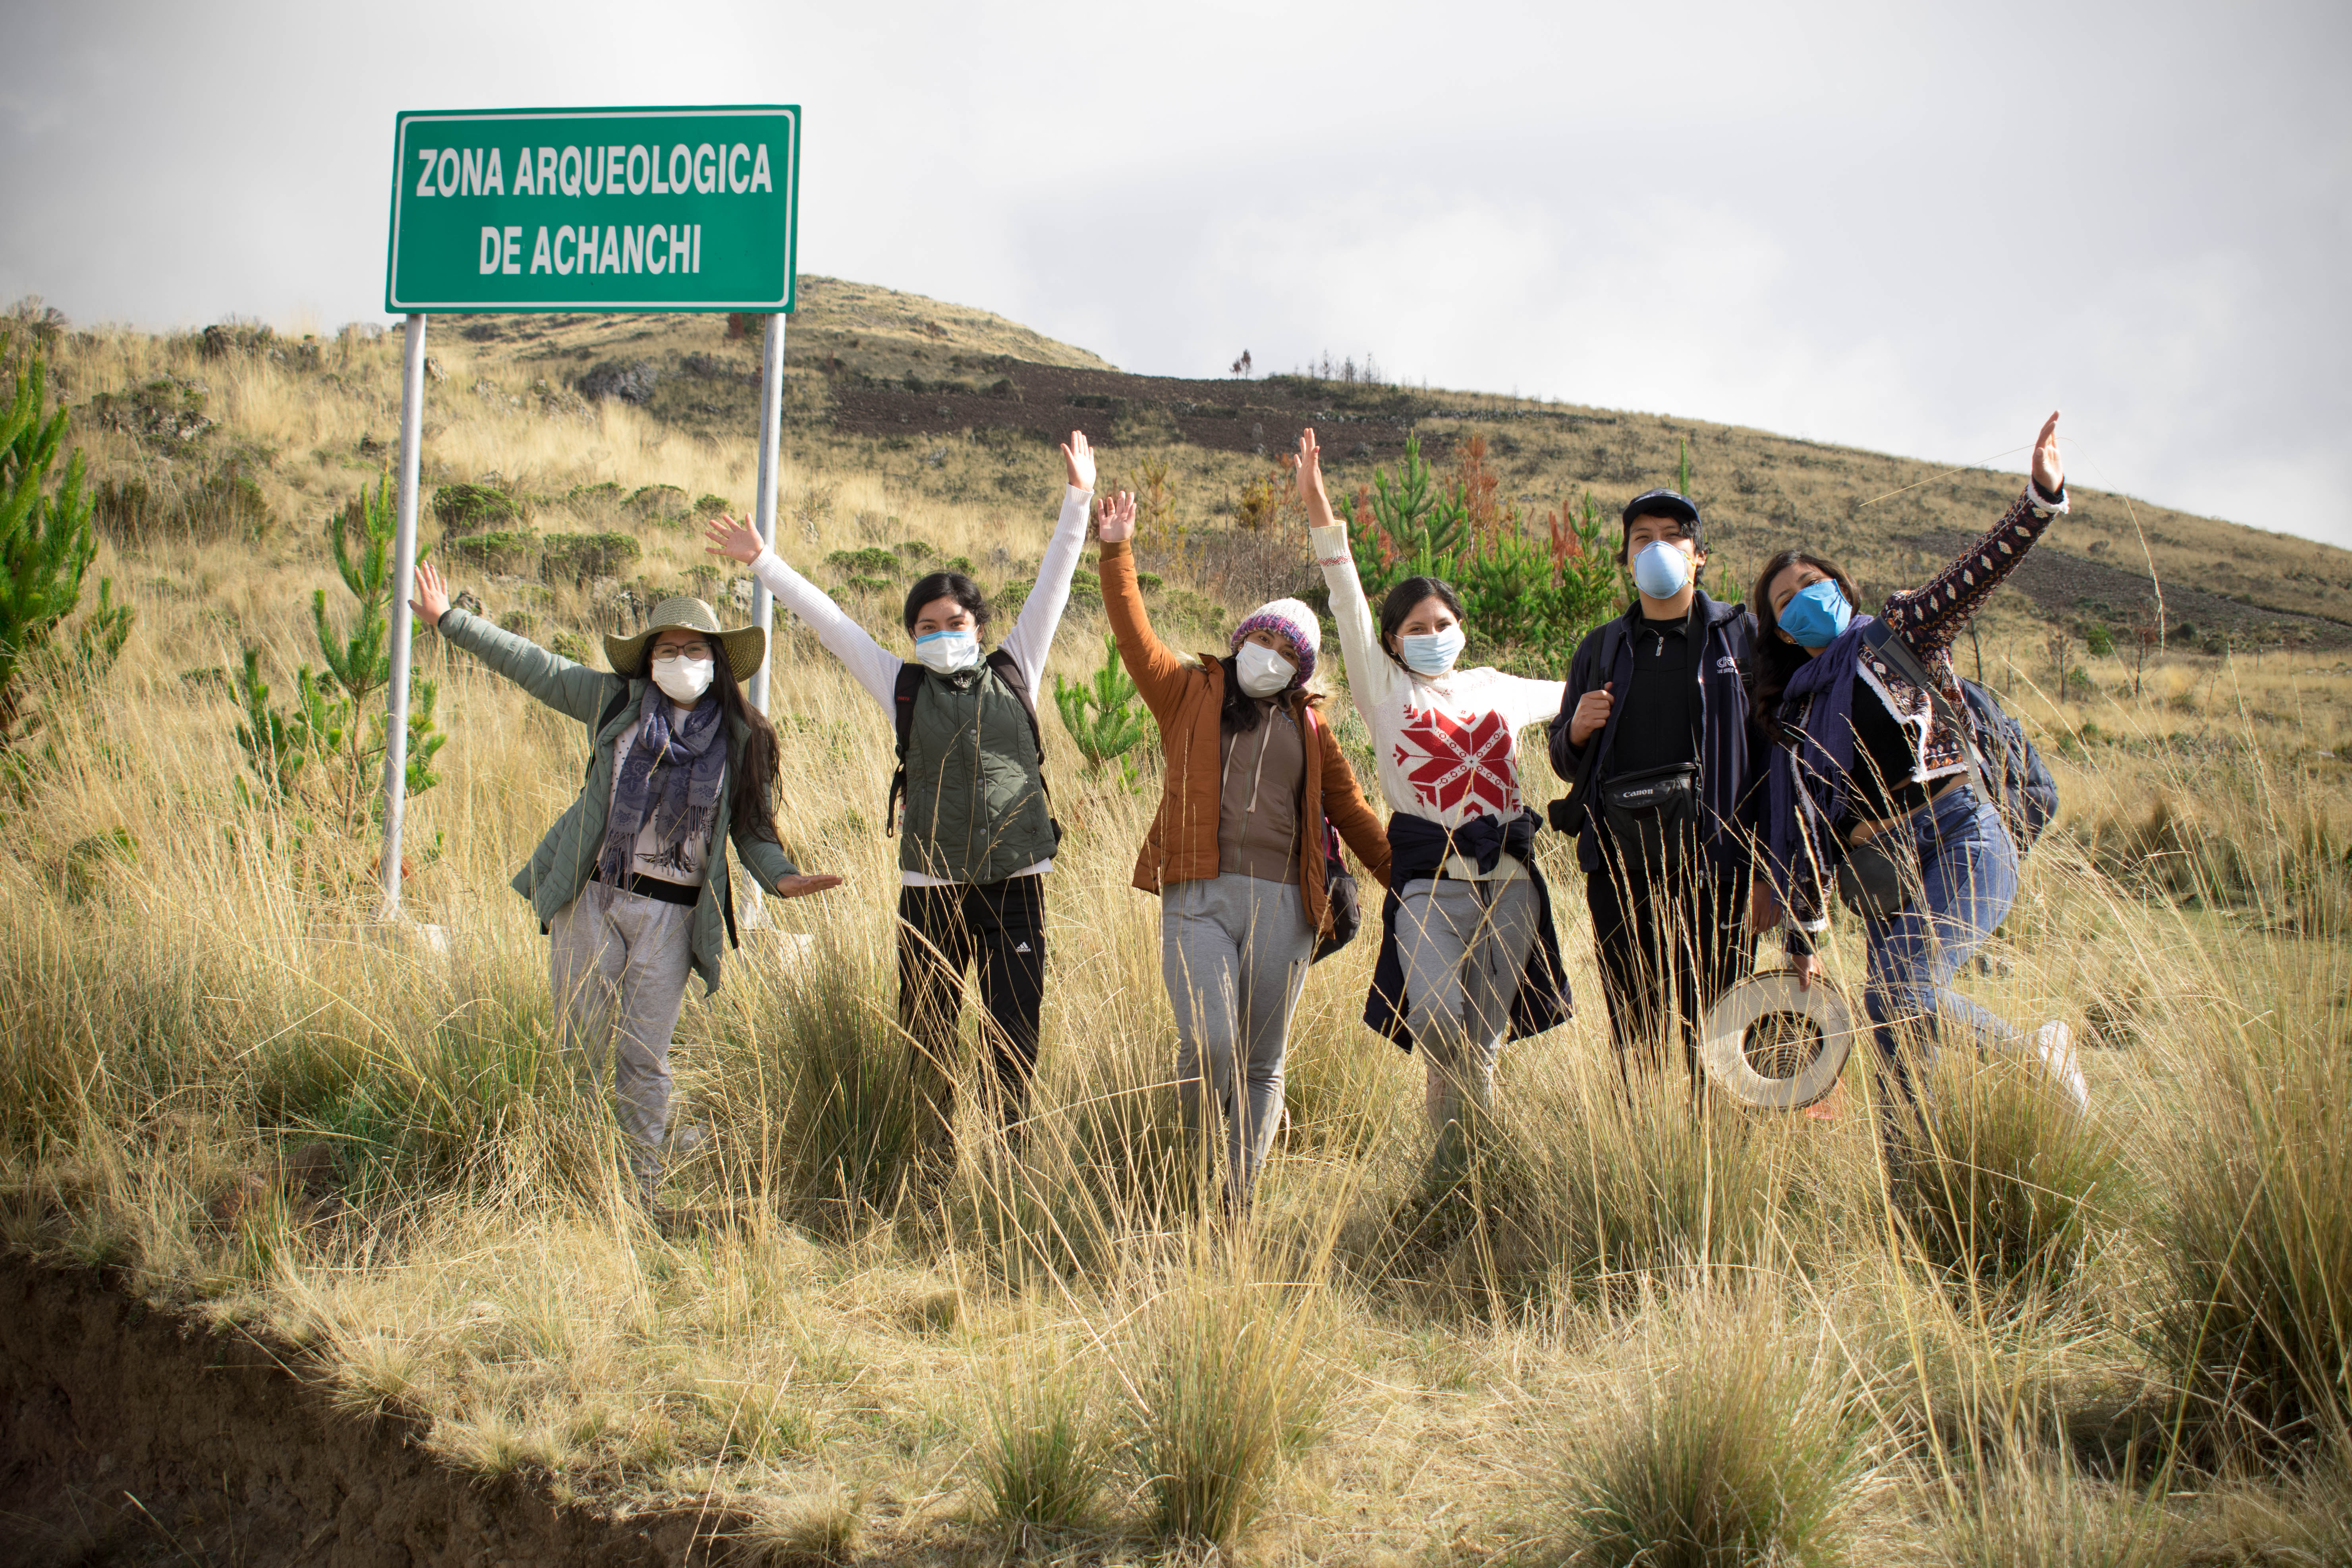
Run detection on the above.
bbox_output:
[548,888,696,1201]
[1161,875,1315,1207]
[1397,875,1540,1179]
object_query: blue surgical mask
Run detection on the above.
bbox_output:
[1632,539,1693,599]
[1778,579,1853,649]
[914,629,979,674]
[1398,626,1464,676]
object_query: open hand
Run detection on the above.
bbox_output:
[1568,681,1614,747]
[1096,491,1137,544]
[703,514,765,566]
[1062,430,1097,492]
[2031,410,2064,496]
[774,873,844,899]
[409,559,452,626]
[1294,429,1336,529]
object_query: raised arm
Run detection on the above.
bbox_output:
[1882,410,2069,660]
[705,515,902,712]
[997,431,1099,691]
[1095,490,1191,720]
[411,559,618,722]
[1297,429,1409,717]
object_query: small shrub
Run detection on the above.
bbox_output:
[539,532,640,585]
[549,630,591,664]
[625,483,687,520]
[692,492,732,516]
[444,529,537,574]
[430,482,519,536]
[564,480,624,519]
[823,546,898,579]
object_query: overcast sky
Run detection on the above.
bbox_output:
[4,0,2345,547]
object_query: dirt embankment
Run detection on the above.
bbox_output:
[0,1259,746,1567]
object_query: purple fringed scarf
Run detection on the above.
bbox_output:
[598,686,726,888]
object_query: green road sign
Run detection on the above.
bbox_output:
[386,105,798,313]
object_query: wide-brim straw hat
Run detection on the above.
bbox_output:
[604,597,766,681]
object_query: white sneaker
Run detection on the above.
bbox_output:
[2034,1021,2089,1114]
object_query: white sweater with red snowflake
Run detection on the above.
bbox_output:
[1312,523,1568,880]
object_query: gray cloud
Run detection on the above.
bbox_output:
[3,0,2344,544]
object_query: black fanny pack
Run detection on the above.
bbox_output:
[1834,837,1911,921]
[1601,761,1702,867]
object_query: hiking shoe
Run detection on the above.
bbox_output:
[2034,1021,2089,1114]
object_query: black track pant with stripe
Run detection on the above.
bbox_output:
[897,875,1046,1150]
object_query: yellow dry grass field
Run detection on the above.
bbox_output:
[4,299,2350,1563]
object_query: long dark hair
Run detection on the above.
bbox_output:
[1746,548,1861,725]
[707,641,781,843]
[902,571,992,636]
[1377,575,1464,670]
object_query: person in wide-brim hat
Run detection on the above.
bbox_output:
[604,596,767,680]
[407,559,840,1216]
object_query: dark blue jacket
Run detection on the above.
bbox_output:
[1547,590,1765,883]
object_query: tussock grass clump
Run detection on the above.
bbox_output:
[701,926,919,1227]
[1933,1451,2174,1568]
[1121,1251,1343,1546]
[2147,967,2352,1456]
[1550,1296,1864,1568]
[1470,1078,1796,1302]
[1890,1057,2126,1306]
[971,1333,1113,1529]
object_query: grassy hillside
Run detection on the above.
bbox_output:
[2,288,2349,1562]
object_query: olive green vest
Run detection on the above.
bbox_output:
[900,662,1057,882]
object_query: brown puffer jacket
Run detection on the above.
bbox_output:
[1100,539,1391,935]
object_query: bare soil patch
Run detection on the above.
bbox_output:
[0,1258,747,1567]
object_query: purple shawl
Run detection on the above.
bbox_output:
[1761,613,1875,913]
[598,686,726,887]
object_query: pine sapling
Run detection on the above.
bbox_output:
[0,330,102,747]
[1053,633,1151,784]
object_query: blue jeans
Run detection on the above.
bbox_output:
[1861,784,2020,1116]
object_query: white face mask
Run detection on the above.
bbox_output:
[1398,626,1464,677]
[650,653,715,704]
[1235,641,1296,698]
[1633,539,1694,599]
[914,629,980,674]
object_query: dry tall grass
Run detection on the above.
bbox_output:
[4,323,2348,1560]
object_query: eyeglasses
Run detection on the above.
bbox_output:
[650,641,714,663]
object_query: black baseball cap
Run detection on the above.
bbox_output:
[1622,488,1703,544]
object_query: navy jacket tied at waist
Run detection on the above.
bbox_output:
[1364,810,1574,1050]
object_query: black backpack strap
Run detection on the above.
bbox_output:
[884,661,925,835]
[983,647,1047,765]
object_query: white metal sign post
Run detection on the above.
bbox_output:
[375,104,799,921]
[747,312,787,715]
